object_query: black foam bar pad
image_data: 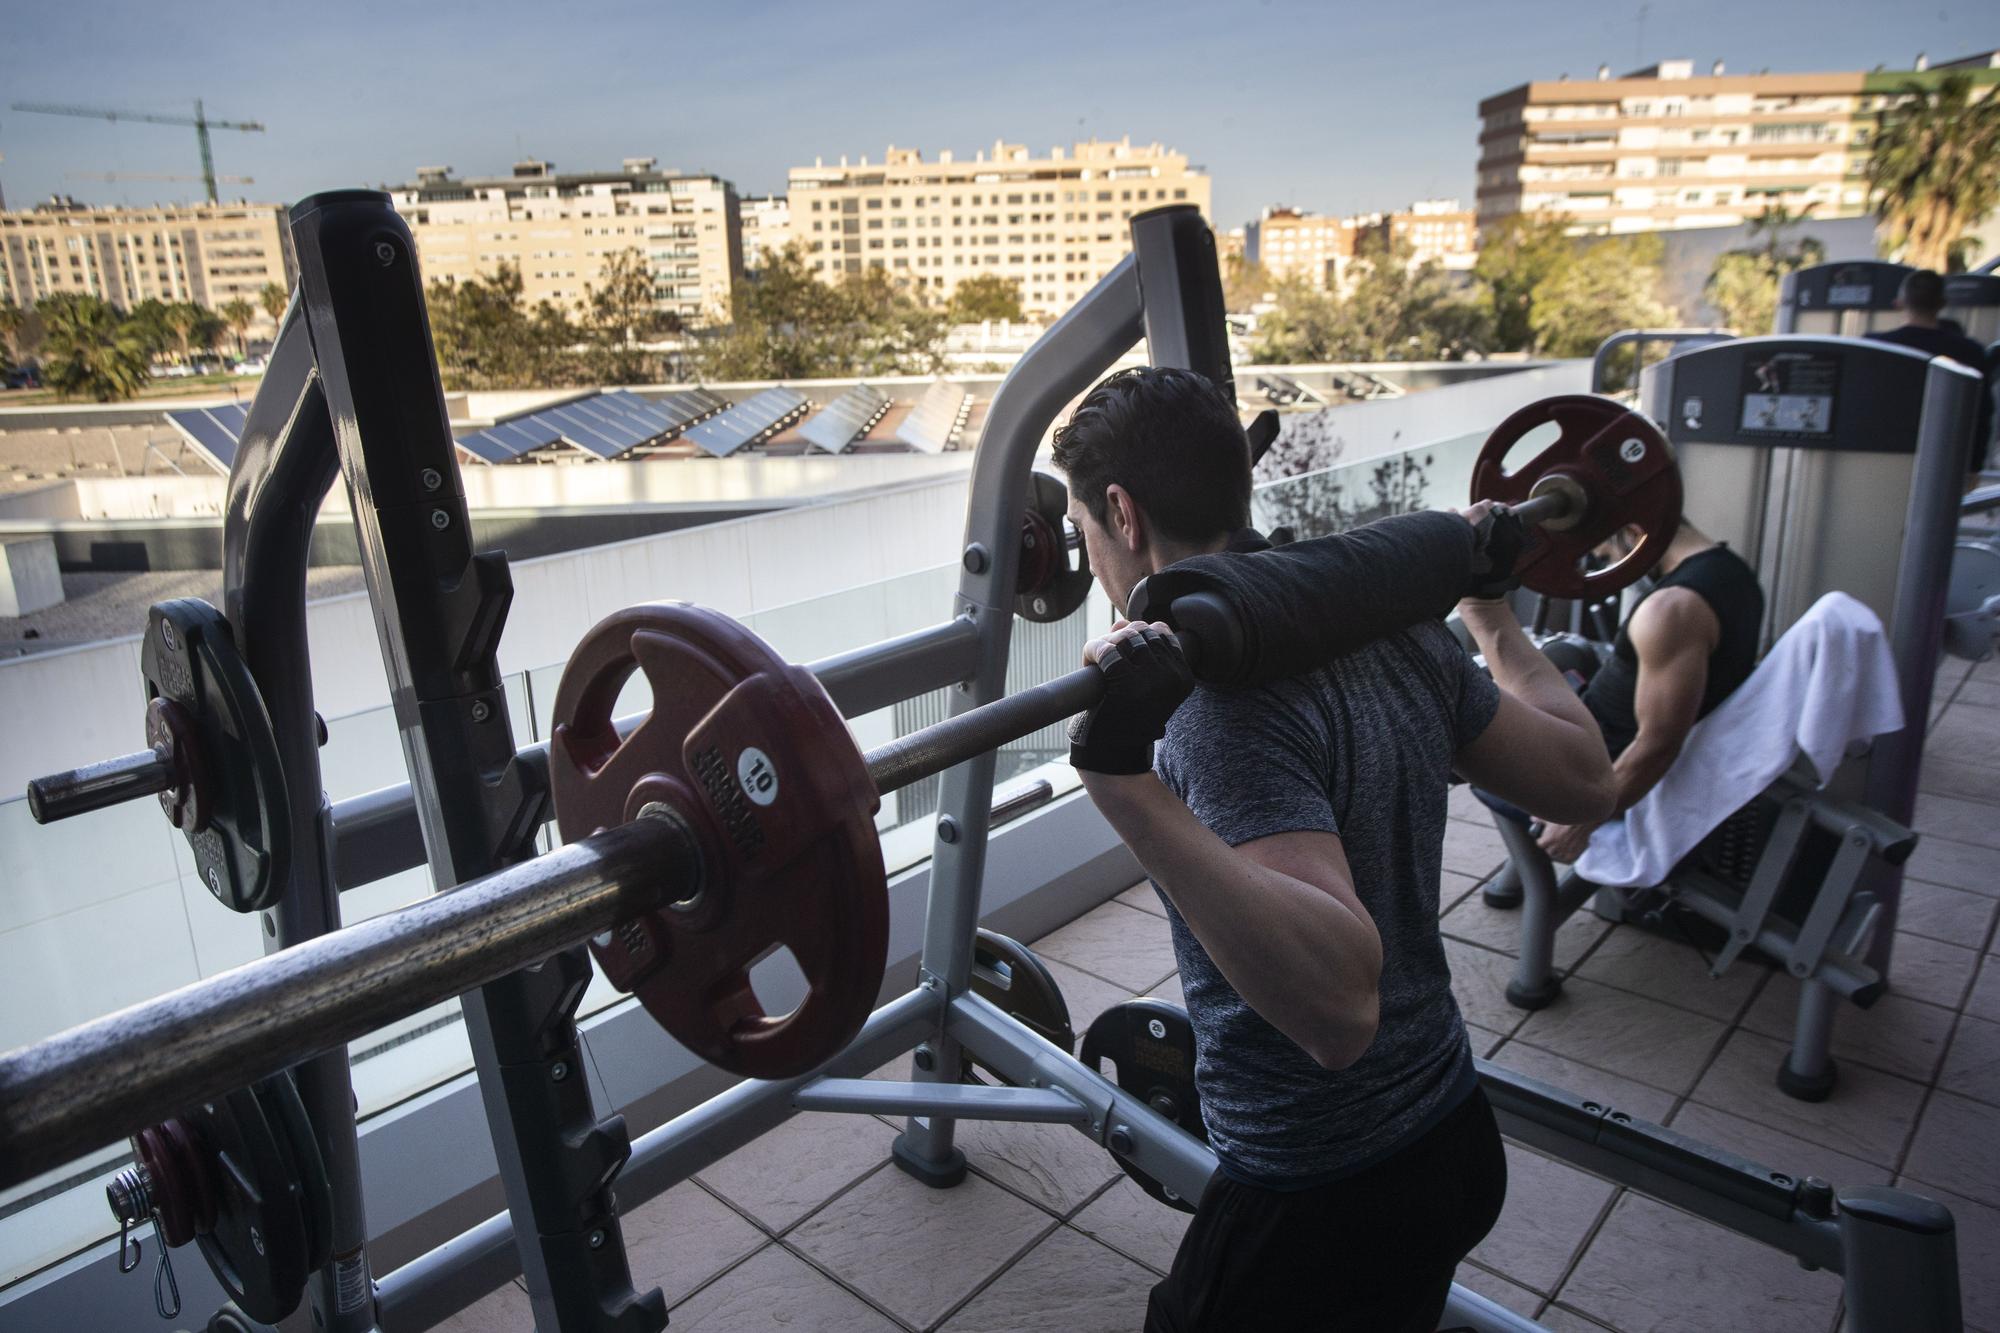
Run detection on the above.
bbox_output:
[1128,510,1476,687]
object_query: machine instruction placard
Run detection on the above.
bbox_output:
[1739,352,1840,438]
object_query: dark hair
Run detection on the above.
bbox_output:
[1050,366,1250,543]
[1900,269,1946,316]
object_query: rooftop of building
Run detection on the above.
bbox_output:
[390,157,729,197]
[790,136,1196,181]
[1478,50,2000,113]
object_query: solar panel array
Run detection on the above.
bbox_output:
[684,387,810,458]
[797,384,891,454]
[896,380,971,454]
[452,389,727,463]
[164,403,252,474]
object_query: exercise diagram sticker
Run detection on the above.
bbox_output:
[737,747,779,807]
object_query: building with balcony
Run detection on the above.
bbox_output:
[786,138,1210,317]
[0,197,294,331]
[1475,55,2000,237]
[389,158,743,326]
[1244,206,1359,287]
[739,195,793,276]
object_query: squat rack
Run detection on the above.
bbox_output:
[0,192,1965,1333]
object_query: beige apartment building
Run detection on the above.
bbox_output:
[390,159,742,325]
[1246,199,1475,288]
[786,137,1210,317]
[0,198,293,328]
[1476,56,2000,237]
[738,196,792,275]
[1378,199,1477,269]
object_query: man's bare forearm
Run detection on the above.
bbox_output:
[1457,599,1600,737]
[1081,772,1380,1069]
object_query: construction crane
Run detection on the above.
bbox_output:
[10,99,264,204]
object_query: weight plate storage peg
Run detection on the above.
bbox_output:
[139,599,292,913]
[963,929,1076,1082]
[1015,470,1092,623]
[1081,998,1205,1213]
[1470,395,1683,601]
[548,602,890,1080]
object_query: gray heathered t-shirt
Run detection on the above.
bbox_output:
[1153,618,1500,1187]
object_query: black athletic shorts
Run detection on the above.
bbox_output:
[1143,1086,1508,1333]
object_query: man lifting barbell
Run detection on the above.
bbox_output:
[1051,366,1619,1333]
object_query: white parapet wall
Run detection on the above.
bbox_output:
[0,537,63,617]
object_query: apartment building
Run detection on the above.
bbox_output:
[1475,55,2000,236]
[1244,208,1358,286]
[739,196,792,274]
[1374,199,1477,269]
[390,159,742,325]
[0,198,293,327]
[786,137,1210,317]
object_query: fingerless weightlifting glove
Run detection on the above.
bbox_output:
[1465,505,1528,601]
[1068,626,1196,775]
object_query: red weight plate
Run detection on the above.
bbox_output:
[548,603,887,1080]
[1470,394,1682,600]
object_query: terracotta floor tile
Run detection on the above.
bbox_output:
[1468,1144,1616,1295]
[1968,954,2000,1025]
[433,1278,533,1332]
[1916,790,2000,852]
[1742,979,1956,1084]
[621,1181,769,1307]
[1916,753,2000,805]
[1666,1101,1891,1189]
[937,1224,1157,1332]
[1453,1261,1543,1318]
[1689,1030,1925,1169]
[1467,1022,1507,1058]
[1903,1089,2000,1206]
[1513,976,1729,1093]
[1441,892,1612,970]
[1038,955,1132,1045]
[1445,937,1534,1035]
[955,1115,1122,1215]
[1439,869,1484,917]
[1536,1306,1617,1332]
[1114,881,1165,918]
[1485,1038,1679,1123]
[668,1244,897,1332]
[1443,818,1515,879]
[1895,879,1999,948]
[1070,1176,1190,1276]
[1886,931,1982,1010]
[788,1164,1055,1330]
[694,1111,895,1233]
[1558,1193,1842,1333]
[1572,925,1764,1023]
[1905,835,2000,898]
[1148,973,1186,1009]
[1941,1014,2000,1107]
[1029,900,1180,992]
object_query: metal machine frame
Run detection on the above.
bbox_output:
[0,196,1966,1333]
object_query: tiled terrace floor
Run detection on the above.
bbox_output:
[446,655,2000,1333]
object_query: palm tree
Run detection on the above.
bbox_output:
[259,281,289,327]
[1867,74,2000,272]
[0,301,24,374]
[41,295,151,402]
[220,298,257,359]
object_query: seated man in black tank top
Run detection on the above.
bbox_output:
[1532,518,1764,862]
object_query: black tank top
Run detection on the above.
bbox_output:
[1581,545,1764,758]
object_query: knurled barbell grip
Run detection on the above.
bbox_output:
[1507,490,1576,529]
[26,748,179,825]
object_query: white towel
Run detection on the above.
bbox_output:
[1576,592,1905,889]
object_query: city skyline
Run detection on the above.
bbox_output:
[1,0,1992,230]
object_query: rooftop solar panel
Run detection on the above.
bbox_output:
[164,407,243,474]
[684,387,809,458]
[455,433,515,465]
[798,384,891,454]
[897,381,970,454]
[539,404,636,459]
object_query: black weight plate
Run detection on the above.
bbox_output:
[257,1073,333,1275]
[140,600,290,913]
[194,1085,313,1325]
[964,929,1075,1083]
[1015,471,1093,623]
[1081,999,1204,1213]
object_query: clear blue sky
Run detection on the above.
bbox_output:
[2,0,1991,228]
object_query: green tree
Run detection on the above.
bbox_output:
[947,273,1024,323]
[1251,235,1489,363]
[694,245,946,380]
[1868,74,2000,272]
[1220,252,1277,314]
[1703,205,1826,334]
[426,263,583,390]
[123,299,177,363]
[0,301,24,376]
[220,298,258,359]
[259,281,290,326]
[40,294,151,401]
[164,302,225,366]
[1528,233,1679,377]
[1472,212,1574,352]
[580,248,674,384]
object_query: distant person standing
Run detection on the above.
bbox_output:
[1865,269,1996,475]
